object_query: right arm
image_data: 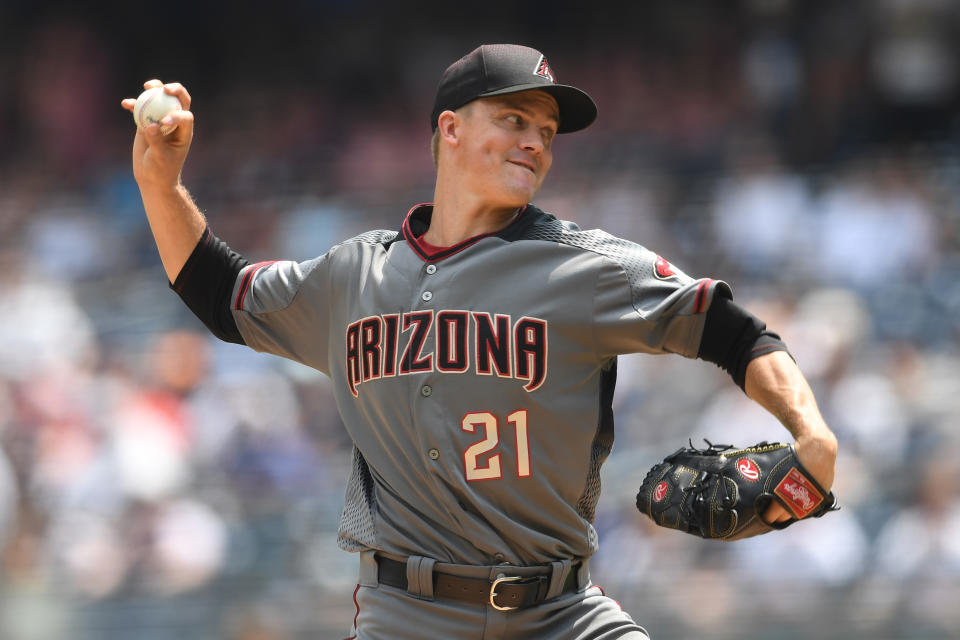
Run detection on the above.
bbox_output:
[122,80,333,368]
[121,79,204,283]
[122,80,250,345]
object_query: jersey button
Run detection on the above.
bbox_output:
[425,264,437,275]
[428,448,440,460]
[420,385,433,397]
[421,291,433,302]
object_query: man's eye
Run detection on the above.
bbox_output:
[506,114,523,125]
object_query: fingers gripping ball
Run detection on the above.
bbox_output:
[133,87,182,135]
[636,441,839,540]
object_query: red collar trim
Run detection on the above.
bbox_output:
[402,203,528,263]
[416,235,448,255]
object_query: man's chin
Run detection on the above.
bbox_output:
[499,196,535,211]
[498,182,540,208]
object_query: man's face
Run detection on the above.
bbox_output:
[454,90,559,208]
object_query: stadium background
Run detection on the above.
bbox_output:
[2,1,960,638]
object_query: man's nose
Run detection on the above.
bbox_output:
[519,129,544,154]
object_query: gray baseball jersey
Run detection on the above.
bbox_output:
[230,203,728,566]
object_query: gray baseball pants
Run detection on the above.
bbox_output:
[345,551,650,640]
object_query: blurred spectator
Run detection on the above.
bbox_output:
[0,251,98,382]
[712,135,814,278]
[741,29,801,115]
[0,444,15,548]
[815,159,937,291]
[729,507,869,587]
[18,20,114,182]
[869,0,959,107]
[108,331,210,502]
[828,370,910,467]
[869,454,960,635]
[148,498,228,595]
[874,456,960,580]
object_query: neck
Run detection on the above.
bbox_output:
[425,186,522,247]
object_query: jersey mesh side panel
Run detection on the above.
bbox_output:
[334,231,395,553]
[337,446,377,552]
[575,361,617,523]
[576,437,612,523]
[522,217,672,310]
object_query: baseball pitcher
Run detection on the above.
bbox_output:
[122,44,838,639]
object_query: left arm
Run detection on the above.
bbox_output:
[696,292,838,523]
[744,350,838,522]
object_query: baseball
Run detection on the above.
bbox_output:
[132,87,182,135]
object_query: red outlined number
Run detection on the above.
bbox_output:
[462,412,501,481]
[462,410,532,481]
[508,410,530,477]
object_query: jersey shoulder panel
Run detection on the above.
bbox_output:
[239,228,400,313]
[325,228,401,266]
[522,210,660,270]
[337,228,401,248]
[234,257,324,315]
[520,209,697,307]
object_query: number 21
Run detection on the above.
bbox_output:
[462,410,531,481]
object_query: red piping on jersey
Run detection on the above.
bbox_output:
[693,279,714,314]
[751,344,780,355]
[342,584,361,640]
[402,203,528,262]
[233,261,278,310]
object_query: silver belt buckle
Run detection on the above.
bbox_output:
[489,573,523,611]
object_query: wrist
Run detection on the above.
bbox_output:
[793,431,838,491]
[137,177,184,196]
[794,420,838,455]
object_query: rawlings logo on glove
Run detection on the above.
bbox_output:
[636,441,838,540]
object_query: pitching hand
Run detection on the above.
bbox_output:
[121,80,194,189]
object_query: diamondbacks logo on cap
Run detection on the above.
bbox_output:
[533,55,555,82]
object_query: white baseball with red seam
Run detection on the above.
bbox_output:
[132,87,182,135]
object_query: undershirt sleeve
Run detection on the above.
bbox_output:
[169,227,250,344]
[697,294,791,390]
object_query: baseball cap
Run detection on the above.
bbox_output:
[430,44,598,134]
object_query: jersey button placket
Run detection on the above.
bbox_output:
[417,265,435,461]
[420,264,436,302]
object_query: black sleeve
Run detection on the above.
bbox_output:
[169,227,250,344]
[697,294,791,391]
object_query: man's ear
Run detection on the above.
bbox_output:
[437,110,461,148]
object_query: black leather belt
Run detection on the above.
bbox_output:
[376,555,579,611]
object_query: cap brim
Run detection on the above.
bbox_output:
[477,83,598,134]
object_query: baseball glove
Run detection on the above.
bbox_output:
[636,440,838,540]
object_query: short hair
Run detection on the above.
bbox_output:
[431,127,440,170]
[431,102,476,171]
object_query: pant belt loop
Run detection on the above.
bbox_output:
[576,559,590,590]
[359,550,379,587]
[405,555,436,600]
[545,559,572,600]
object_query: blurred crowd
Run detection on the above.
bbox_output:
[2,1,960,638]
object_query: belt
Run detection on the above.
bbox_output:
[375,555,580,611]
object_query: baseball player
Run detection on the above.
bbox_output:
[122,44,838,639]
